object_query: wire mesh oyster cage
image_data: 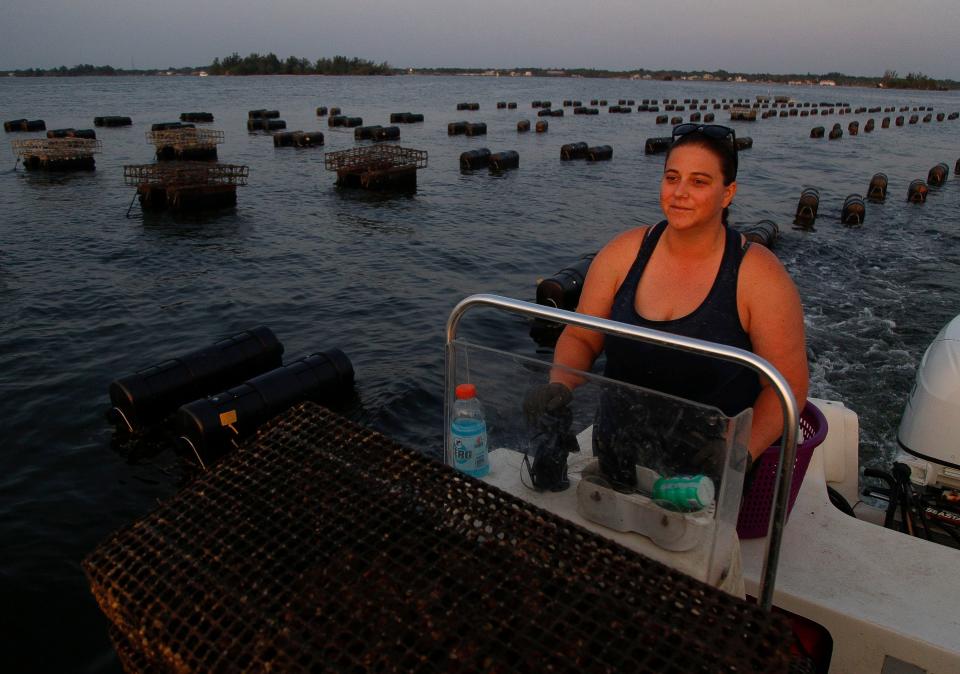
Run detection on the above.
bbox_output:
[324,143,428,172]
[11,137,102,159]
[145,128,225,148]
[82,402,796,673]
[324,144,428,190]
[123,162,249,187]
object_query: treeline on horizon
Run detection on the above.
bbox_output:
[0,58,955,89]
[209,53,392,75]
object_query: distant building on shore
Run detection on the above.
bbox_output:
[819,79,837,86]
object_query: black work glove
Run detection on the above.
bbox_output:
[523,382,573,426]
[523,383,577,491]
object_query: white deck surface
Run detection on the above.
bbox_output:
[740,401,960,674]
[482,445,745,596]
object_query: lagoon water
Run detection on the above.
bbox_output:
[1,75,958,672]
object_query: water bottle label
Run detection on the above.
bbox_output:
[452,418,488,477]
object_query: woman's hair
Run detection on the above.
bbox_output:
[665,131,737,225]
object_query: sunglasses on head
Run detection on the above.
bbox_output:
[671,123,738,177]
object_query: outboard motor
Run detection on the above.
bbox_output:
[873,314,960,546]
[898,314,960,477]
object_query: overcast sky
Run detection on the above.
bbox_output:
[3,0,959,78]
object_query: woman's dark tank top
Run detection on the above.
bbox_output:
[602,220,760,417]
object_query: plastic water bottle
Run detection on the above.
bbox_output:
[451,383,489,477]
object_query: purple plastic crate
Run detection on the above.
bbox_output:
[737,402,828,539]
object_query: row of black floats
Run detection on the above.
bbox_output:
[106,327,354,467]
[793,163,953,229]
[459,148,519,172]
[4,119,46,132]
[248,109,286,131]
[560,142,613,161]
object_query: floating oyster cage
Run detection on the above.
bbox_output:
[123,162,248,187]
[146,128,225,160]
[12,137,102,159]
[324,144,428,191]
[123,162,249,211]
[82,402,796,674]
[145,128,224,148]
[12,137,103,171]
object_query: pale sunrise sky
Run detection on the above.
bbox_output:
[3,0,959,78]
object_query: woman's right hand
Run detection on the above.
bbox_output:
[522,382,573,426]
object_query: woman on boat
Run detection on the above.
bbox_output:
[525,123,809,487]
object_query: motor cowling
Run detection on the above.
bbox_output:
[898,314,960,470]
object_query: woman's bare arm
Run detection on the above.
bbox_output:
[550,228,646,389]
[738,245,810,458]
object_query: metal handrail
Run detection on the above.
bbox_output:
[445,293,798,611]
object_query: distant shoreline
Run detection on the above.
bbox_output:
[2,65,954,91]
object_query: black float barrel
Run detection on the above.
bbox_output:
[841,194,866,226]
[535,121,548,132]
[448,121,468,135]
[829,124,843,140]
[737,220,779,248]
[517,120,530,132]
[587,145,613,161]
[735,137,753,150]
[488,151,519,171]
[460,148,491,170]
[793,188,820,228]
[848,121,859,136]
[316,106,328,116]
[928,162,949,187]
[108,326,284,433]
[536,253,597,311]
[465,122,487,136]
[561,142,588,160]
[354,125,383,140]
[644,137,671,154]
[176,350,355,465]
[867,173,888,202]
[810,126,825,138]
[374,126,400,141]
[907,179,928,203]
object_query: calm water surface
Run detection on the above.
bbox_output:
[1,75,958,672]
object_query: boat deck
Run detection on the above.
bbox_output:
[741,399,960,673]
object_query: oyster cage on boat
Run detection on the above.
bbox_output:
[123,162,249,212]
[11,138,102,171]
[324,144,428,190]
[146,128,225,161]
[83,402,795,674]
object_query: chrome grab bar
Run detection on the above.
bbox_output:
[445,293,798,611]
